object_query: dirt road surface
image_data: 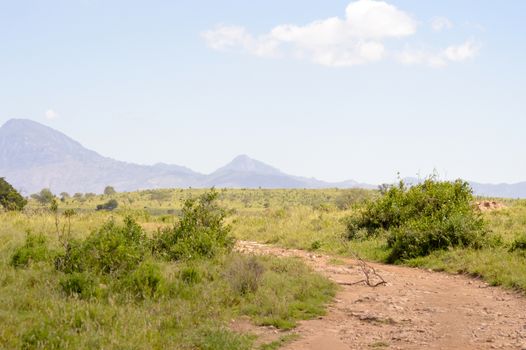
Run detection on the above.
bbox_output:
[236,241,526,350]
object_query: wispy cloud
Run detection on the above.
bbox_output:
[431,17,453,32]
[397,40,480,68]
[203,0,479,68]
[45,109,59,120]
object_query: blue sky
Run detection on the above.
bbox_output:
[1,0,525,184]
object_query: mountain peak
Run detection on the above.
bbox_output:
[0,118,99,170]
[1,118,48,131]
[217,155,282,175]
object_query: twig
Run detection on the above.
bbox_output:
[339,252,387,288]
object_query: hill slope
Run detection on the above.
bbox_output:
[0,119,524,197]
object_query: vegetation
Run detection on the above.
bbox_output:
[0,190,336,349]
[2,186,526,348]
[103,186,116,195]
[96,199,118,211]
[31,188,55,205]
[0,177,27,211]
[345,179,487,262]
[153,190,234,260]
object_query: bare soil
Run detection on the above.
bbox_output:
[236,241,526,350]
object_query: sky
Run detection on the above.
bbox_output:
[1,0,525,184]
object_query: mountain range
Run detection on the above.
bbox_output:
[0,119,371,194]
[1,119,525,198]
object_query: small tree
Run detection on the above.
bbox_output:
[31,188,55,205]
[0,178,27,211]
[60,192,70,202]
[104,186,116,196]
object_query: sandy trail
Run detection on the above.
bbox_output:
[236,241,526,350]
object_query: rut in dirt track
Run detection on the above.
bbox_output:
[236,241,526,350]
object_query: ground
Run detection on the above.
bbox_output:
[237,241,526,350]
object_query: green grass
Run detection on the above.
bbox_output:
[0,190,339,349]
[2,188,525,348]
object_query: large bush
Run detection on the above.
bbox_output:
[345,179,487,261]
[153,190,235,260]
[55,217,148,276]
[0,177,27,211]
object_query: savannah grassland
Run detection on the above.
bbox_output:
[1,188,526,349]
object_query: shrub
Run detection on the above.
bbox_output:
[103,186,116,195]
[55,217,148,276]
[0,177,27,211]
[153,190,235,260]
[11,233,52,267]
[224,255,265,295]
[345,179,487,261]
[122,261,163,299]
[96,199,118,211]
[59,272,99,298]
[31,188,55,205]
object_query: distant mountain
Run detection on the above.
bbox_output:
[0,119,368,194]
[0,119,524,198]
[0,119,203,194]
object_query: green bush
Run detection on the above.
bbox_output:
[122,261,163,299]
[0,177,27,211]
[55,217,148,276]
[153,190,235,260]
[59,272,99,299]
[345,179,487,261]
[11,233,52,268]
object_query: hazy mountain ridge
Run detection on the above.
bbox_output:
[0,119,524,198]
[0,119,369,194]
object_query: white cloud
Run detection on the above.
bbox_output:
[397,40,480,67]
[444,40,479,61]
[431,17,453,32]
[45,109,59,120]
[203,0,479,68]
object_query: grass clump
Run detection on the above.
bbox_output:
[10,233,53,268]
[345,179,488,261]
[224,255,265,295]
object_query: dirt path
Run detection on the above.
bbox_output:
[236,241,526,350]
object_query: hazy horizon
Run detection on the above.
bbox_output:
[1,1,525,184]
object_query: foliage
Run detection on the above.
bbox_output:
[121,260,163,299]
[10,232,53,267]
[96,199,118,211]
[153,190,235,260]
[224,255,265,295]
[55,217,148,276]
[59,272,99,298]
[0,177,27,211]
[59,192,70,202]
[31,188,55,205]
[345,179,487,261]
[103,186,116,195]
